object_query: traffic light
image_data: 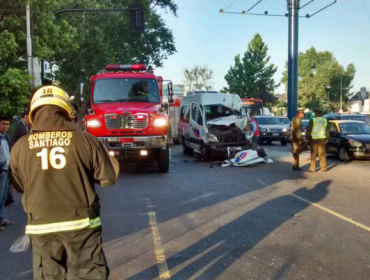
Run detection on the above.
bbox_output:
[129,4,144,33]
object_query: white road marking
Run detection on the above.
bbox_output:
[257,179,266,185]
[181,192,217,204]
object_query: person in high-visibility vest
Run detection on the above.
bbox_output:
[10,85,119,279]
[290,109,308,171]
[306,108,331,172]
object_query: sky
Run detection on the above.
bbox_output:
[154,0,370,94]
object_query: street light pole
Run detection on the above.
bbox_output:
[26,1,34,86]
[340,75,343,112]
[326,85,331,113]
[287,0,300,121]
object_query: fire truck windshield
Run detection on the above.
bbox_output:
[93,78,160,104]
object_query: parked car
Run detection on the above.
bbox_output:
[326,120,370,162]
[323,113,370,125]
[254,116,290,145]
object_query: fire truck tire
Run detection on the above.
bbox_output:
[158,145,170,173]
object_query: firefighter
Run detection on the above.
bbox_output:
[290,109,308,171]
[306,108,331,172]
[10,85,119,280]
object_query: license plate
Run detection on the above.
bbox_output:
[272,133,279,136]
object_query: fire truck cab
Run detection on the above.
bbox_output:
[84,64,173,172]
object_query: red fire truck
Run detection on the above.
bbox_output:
[84,64,173,172]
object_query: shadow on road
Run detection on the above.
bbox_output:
[125,180,331,280]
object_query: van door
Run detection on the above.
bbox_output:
[189,103,204,151]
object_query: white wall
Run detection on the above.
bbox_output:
[349,100,362,113]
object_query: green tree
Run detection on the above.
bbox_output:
[182,65,213,93]
[281,47,356,112]
[0,0,178,115]
[224,33,278,103]
[54,0,177,102]
[0,0,78,115]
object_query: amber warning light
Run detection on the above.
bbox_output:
[105,64,147,71]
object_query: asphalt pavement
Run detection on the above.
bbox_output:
[1,142,370,280]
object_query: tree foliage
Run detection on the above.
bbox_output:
[182,65,213,93]
[0,0,177,115]
[224,33,278,104]
[281,47,356,112]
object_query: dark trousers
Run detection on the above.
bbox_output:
[30,227,109,280]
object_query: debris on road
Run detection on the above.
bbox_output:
[219,147,274,167]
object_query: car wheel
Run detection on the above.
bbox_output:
[267,140,272,144]
[173,138,180,145]
[339,146,350,162]
[257,138,263,145]
[281,138,287,146]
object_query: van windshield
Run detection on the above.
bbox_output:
[93,78,160,103]
[204,104,236,121]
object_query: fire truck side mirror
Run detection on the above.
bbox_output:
[167,82,174,105]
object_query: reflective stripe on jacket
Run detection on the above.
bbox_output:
[25,217,101,235]
[311,117,327,139]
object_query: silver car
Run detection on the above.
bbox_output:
[253,116,290,145]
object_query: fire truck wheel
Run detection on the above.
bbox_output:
[158,145,170,173]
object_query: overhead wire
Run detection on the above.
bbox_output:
[223,0,240,12]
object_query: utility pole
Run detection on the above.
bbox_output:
[287,0,300,120]
[219,0,338,119]
[340,75,343,112]
[26,1,34,87]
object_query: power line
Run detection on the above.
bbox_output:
[223,0,240,12]
[360,0,370,22]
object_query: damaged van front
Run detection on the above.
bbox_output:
[178,92,252,160]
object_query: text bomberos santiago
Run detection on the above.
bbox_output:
[28,131,72,149]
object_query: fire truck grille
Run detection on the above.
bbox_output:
[105,114,148,129]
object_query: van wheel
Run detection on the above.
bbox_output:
[281,138,287,146]
[182,137,193,155]
[158,145,169,172]
[200,142,210,161]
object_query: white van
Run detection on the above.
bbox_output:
[178,91,252,160]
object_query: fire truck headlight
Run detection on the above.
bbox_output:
[87,119,101,128]
[153,118,167,127]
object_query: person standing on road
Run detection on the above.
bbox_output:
[291,109,308,171]
[10,85,120,279]
[250,112,259,144]
[306,108,331,172]
[12,111,30,144]
[0,115,14,231]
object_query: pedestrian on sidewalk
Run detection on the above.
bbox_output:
[290,109,308,171]
[10,85,119,279]
[0,115,14,231]
[306,108,331,172]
